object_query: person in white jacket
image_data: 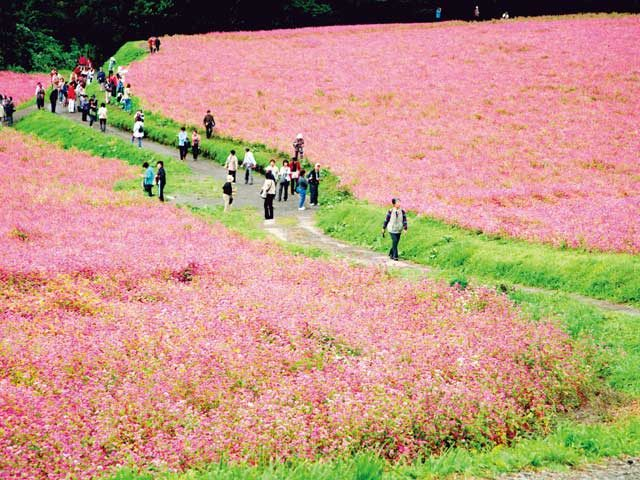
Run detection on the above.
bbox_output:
[131,118,144,147]
[242,147,256,185]
[225,149,239,183]
[277,160,291,202]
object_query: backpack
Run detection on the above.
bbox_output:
[387,209,404,234]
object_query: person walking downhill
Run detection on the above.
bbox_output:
[156,161,166,202]
[203,110,215,138]
[132,116,144,147]
[382,198,408,261]
[177,127,189,160]
[261,171,277,221]
[297,168,308,210]
[142,162,155,196]
[289,156,301,196]
[277,160,291,202]
[242,147,256,184]
[49,87,58,113]
[225,149,238,183]
[98,103,108,132]
[35,83,45,110]
[307,163,321,206]
[192,129,200,160]
[222,175,234,212]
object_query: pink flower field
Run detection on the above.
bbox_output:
[0,130,592,478]
[127,16,640,253]
[0,71,48,104]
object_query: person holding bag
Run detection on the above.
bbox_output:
[261,171,277,220]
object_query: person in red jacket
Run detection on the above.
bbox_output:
[67,82,77,113]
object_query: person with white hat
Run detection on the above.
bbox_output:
[222,175,235,212]
[293,133,304,160]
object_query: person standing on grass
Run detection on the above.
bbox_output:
[242,147,256,185]
[382,198,408,261]
[289,156,301,196]
[123,84,132,113]
[277,159,291,202]
[177,127,189,160]
[192,129,201,160]
[98,103,108,132]
[103,79,112,105]
[49,87,58,113]
[307,163,321,206]
[222,175,234,212]
[88,96,98,127]
[225,149,238,183]
[156,161,166,202]
[203,110,215,138]
[132,117,144,148]
[296,168,308,210]
[142,162,155,196]
[261,171,277,220]
[35,83,45,110]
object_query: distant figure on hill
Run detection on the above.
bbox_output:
[178,127,189,160]
[203,110,215,138]
[261,171,277,221]
[382,198,408,261]
[148,37,155,53]
[289,156,301,196]
[192,129,200,160]
[474,5,480,20]
[277,159,291,202]
[501,11,510,19]
[225,149,238,183]
[155,161,166,202]
[296,168,308,210]
[142,162,155,196]
[98,103,108,132]
[435,7,442,20]
[49,88,58,113]
[108,57,116,72]
[293,133,304,160]
[307,163,321,206]
[155,37,161,52]
[3,97,14,127]
[242,147,256,184]
[222,175,234,212]
[35,83,45,110]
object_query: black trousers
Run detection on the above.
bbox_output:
[192,144,199,160]
[389,232,401,260]
[99,119,106,132]
[179,145,188,160]
[158,182,165,202]
[290,176,298,195]
[309,183,319,205]
[50,101,57,113]
[264,194,275,219]
[205,125,213,138]
[228,170,236,182]
[143,184,153,196]
[278,181,289,201]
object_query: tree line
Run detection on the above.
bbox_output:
[1,0,639,72]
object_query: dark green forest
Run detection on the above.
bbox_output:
[1,0,639,71]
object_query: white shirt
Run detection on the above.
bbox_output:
[278,166,291,182]
[133,120,144,138]
[242,151,256,169]
[226,154,238,171]
[98,107,108,119]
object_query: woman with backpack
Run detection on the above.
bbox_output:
[132,117,144,148]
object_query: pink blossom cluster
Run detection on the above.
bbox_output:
[0,71,49,105]
[0,130,591,478]
[127,16,640,253]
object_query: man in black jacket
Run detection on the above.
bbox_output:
[49,88,58,113]
[308,163,321,206]
[156,161,166,202]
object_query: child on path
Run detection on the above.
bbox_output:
[156,161,166,202]
[382,198,408,261]
[297,169,308,210]
[261,171,277,220]
[177,127,189,160]
[225,149,238,183]
[192,130,200,160]
[222,175,234,212]
[278,160,291,202]
[142,162,155,196]
[242,147,256,184]
[98,103,108,132]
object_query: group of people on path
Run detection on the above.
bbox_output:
[0,95,16,126]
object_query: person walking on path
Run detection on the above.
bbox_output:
[297,168,308,210]
[156,161,166,202]
[307,163,321,206]
[122,84,132,113]
[277,160,291,202]
[98,103,108,132]
[289,156,301,196]
[35,83,45,110]
[49,88,58,113]
[382,198,408,261]
[88,96,98,127]
[67,82,76,113]
[203,110,215,138]
[222,175,234,212]
[242,147,256,184]
[142,162,155,196]
[261,171,277,220]
[4,98,14,127]
[192,129,200,160]
[225,149,238,183]
[132,117,144,147]
[177,127,189,160]
[293,133,304,160]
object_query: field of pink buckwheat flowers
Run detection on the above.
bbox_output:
[127,16,640,253]
[0,129,593,478]
[0,71,48,105]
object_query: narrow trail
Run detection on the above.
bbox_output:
[13,105,640,319]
